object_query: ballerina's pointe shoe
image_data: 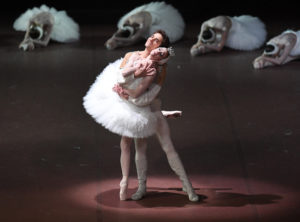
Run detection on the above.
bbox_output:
[162,110,182,119]
[120,180,128,201]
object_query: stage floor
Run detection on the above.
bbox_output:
[1,17,300,222]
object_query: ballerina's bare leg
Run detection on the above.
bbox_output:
[119,136,132,200]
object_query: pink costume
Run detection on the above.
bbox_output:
[122,52,158,77]
[113,52,159,96]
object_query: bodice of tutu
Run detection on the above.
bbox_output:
[83,58,158,138]
[118,52,146,89]
[119,74,143,90]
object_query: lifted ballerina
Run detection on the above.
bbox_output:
[84,30,198,202]
[113,47,171,100]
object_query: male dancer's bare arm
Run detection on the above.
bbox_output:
[120,52,133,68]
[120,59,182,118]
[122,75,155,98]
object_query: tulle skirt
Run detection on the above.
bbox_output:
[226,15,267,50]
[83,59,157,138]
[13,4,79,42]
[284,30,300,56]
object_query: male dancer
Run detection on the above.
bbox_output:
[119,30,199,202]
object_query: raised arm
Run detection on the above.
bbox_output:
[202,28,228,52]
[31,23,53,47]
[261,38,297,65]
[191,16,231,55]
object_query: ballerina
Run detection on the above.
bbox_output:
[253,30,300,69]
[190,15,267,56]
[13,4,79,51]
[105,1,185,50]
[83,34,171,200]
[113,47,171,100]
[84,30,198,202]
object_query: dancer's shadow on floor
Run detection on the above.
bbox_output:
[95,187,282,209]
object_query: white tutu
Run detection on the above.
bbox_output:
[284,30,300,56]
[83,59,157,138]
[226,15,267,50]
[13,4,80,43]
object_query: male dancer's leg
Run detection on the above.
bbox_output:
[155,109,199,202]
[131,138,148,200]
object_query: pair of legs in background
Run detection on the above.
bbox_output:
[119,108,199,202]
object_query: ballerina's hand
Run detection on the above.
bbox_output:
[120,91,129,100]
[253,56,273,69]
[113,84,129,100]
[112,84,123,93]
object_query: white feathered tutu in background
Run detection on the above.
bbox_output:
[118,1,185,43]
[283,30,300,56]
[226,15,267,50]
[13,4,80,43]
[83,59,157,138]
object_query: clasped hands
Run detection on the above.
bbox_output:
[113,84,129,100]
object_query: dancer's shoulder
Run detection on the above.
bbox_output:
[124,51,140,58]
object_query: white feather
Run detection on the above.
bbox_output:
[118,1,185,43]
[225,15,267,50]
[13,4,80,43]
[284,30,300,56]
[13,6,42,31]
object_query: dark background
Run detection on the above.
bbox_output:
[1,0,300,221]
[1,0,299,25]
